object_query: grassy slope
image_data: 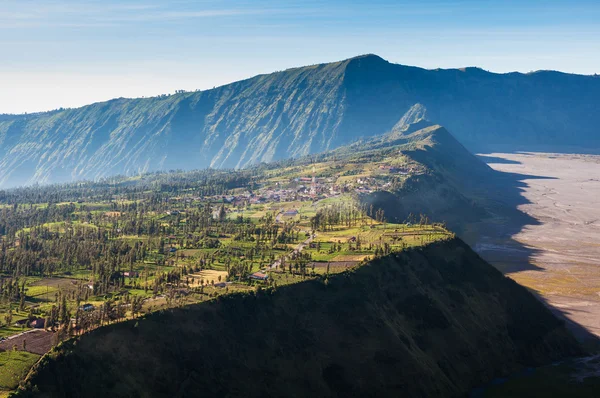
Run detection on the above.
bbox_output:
[0,352,40,391]
[355,124,493,230]
[14,238,581,398]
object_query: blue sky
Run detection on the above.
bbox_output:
[1,0,599,114]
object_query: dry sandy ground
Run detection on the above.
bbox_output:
[478,152,600,340]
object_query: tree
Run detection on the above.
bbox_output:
[4,310,13,327]
[67,320,74,337]
[59,295,69,325]
[218,205,227,222]
[19,294,25,311]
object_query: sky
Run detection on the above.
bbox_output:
[1,0,599,114]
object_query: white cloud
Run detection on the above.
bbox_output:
[0,1,314,28]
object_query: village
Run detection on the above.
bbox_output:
[206,159,421,213]
[0,156,438,393]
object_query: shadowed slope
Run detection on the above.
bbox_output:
[15,239,581,398]
[357,122,493,230]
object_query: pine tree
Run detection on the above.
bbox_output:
[219,205,227,222]
[60,295,68,325]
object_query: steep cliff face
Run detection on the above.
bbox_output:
[2,54,600,187]
[0,59,350,186]
[15,239,581,398]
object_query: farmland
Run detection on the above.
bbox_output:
[0,139,455,393]
[0,351,40,392]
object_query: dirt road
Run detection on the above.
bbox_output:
[268,234,314,270]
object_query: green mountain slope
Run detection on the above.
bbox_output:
[2,54,599,187]
[316,121,494,230]
[14,239,582,398]
[0,119,501,236]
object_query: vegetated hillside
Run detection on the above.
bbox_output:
[2,54,600,187]
[251,118,496,231]
[15,239,581,398]
[355,121,493,230]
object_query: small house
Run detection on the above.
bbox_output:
[30,318,45,329]
[249,272,269,281]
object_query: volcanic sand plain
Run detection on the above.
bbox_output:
[478,152,600,341]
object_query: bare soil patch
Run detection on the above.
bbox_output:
[331,254,369,261]
[0,330,54,355]
[189,270,228,286]
[310,261,359,269]
[30,277,79,289]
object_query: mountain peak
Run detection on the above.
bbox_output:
[346,53,386,62]
[1,55,600,187]
[392,103,429,131]
[344,53,389,68]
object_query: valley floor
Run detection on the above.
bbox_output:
[477,152,600,342]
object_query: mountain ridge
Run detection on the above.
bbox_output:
[13,238,583,398]
[2,52,597,119]
[1,54,599,187]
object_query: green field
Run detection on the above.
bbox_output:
[0,327,29,339]
[0,351,40,391]
[0,140,455,391]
